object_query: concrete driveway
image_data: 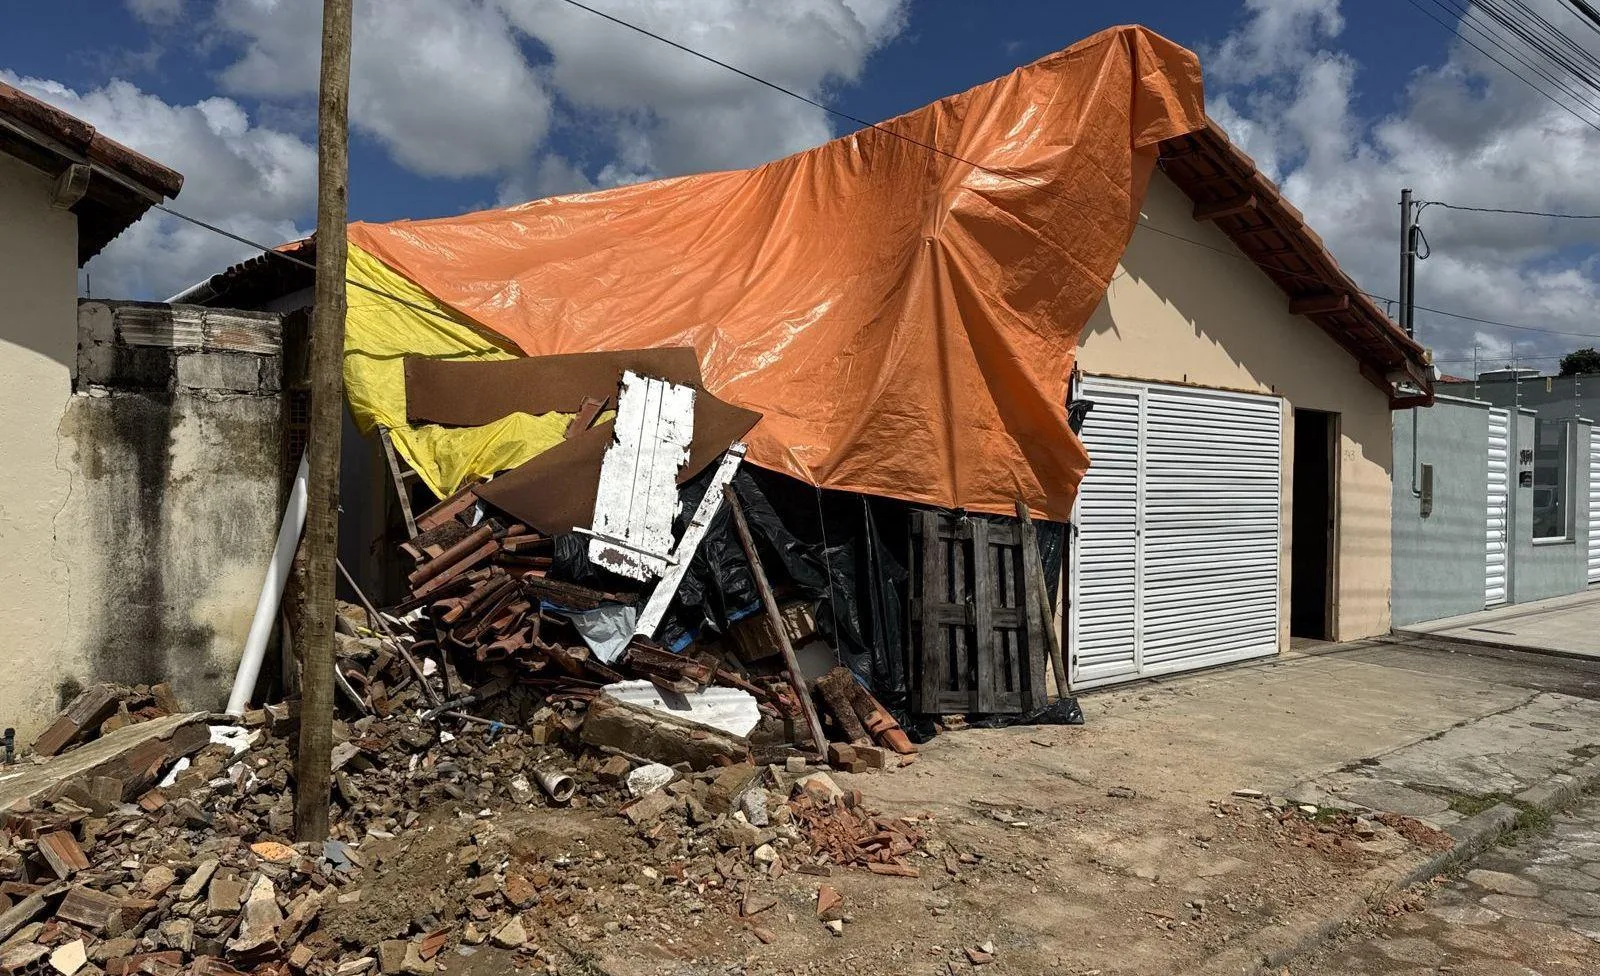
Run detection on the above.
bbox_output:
[1396,588,1600,660]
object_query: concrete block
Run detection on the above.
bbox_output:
[176,352,262,393]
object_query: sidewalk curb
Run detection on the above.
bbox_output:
[1197,755,1600,975]
[1389,629,1600,664]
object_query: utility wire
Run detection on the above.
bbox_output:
[1403,0,1600,134]
[133,1,1596,349]
[1466,0,1600,111]
[1418,200,1600,219]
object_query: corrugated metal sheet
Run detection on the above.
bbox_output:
[1071,377,1281,690]
[1487,408,1510,606]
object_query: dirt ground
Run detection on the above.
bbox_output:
[316,720,1432,976]
[310,642,1600,975]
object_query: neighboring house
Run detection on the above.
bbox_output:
[1068,123,1431,688]
[0,81,289,735]
[180,119,1434,694]
[1388,372,1600,627]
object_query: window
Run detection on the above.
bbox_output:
[1533,419,1572,540]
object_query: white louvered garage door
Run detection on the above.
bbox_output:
[1071,377,1282,690]
[1486,408,1510,605]
[1068,382,1142,688]
[1589,426,1600,584]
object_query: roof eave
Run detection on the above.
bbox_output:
[1157,119,1434,409]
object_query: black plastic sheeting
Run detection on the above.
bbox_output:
[551,466,911,706]
[550,463,1072,727]
[966,697,1085,728]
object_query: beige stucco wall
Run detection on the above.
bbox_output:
[0,153,86,733]
[1078,171,1394,643]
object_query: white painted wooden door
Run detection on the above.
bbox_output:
[1486,408,1511,606]
[1588,426,1600,584]
[1070,377,1282,690]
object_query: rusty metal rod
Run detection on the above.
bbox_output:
[336,558,443,707]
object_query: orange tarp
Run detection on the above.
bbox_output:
[348,25,1205,522]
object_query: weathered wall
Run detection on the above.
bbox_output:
[0,153,80,736]
[1079,171,1395,642]
[32,302,285,734]
[1509,410,1592,603]
[1391,397,1493,626]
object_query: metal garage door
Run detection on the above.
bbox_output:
[1486,408,1510,605]
[1070,377,1283,690]
[1589,427,1600,584]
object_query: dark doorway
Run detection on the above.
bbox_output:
[1291,409,1337,639]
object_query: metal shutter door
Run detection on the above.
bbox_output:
[1069,379,1142,689]
[1140,386,1281,675]
[1486,408,1510,605]
[1589,427,1600,584]
[1071,377,1282,689]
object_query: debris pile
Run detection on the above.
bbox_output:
[0,687,929,975]
[32,683,187,759]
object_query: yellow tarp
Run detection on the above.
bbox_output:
[343,243,580,497]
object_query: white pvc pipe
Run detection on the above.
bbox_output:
[227,453,310,716]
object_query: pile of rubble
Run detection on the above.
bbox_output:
[335,481,917,767]
[0,687,928,976]
[0,588,934,966]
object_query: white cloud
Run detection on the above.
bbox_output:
[1205,0,1600,375]
[23,0,908,297]
[497,0,905,178]
[216,0,552,179]
[0,72,314,300]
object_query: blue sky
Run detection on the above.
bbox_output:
[2,1,1596,374]
[0,1,1446,221]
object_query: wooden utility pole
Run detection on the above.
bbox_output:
[294,0,353,842]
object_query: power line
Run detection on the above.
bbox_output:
[151,203,512,341]
[1458,0,1600,110]
[1411,302,1600,338]
[1403,0,1600,134]
[1418,199,1600,219]
[130,3,1594,354]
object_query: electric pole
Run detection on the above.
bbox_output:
[295,0,352,842]
[1399,188,1415,338]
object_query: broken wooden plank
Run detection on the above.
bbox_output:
[584,371,695,580]
[32,685,121,757]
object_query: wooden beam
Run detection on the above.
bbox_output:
[1288,293,1350,316]
[50,163,89,209]
[1192,193,1257,222]
[723,486,828,759]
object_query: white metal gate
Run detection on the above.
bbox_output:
[1486,408,1510,606]
[1070,377,1283,690]
[1589,427,1600,584]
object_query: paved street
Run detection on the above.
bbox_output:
[1304,795,1600,974]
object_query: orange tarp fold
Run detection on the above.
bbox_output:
[348,25,1206,522]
